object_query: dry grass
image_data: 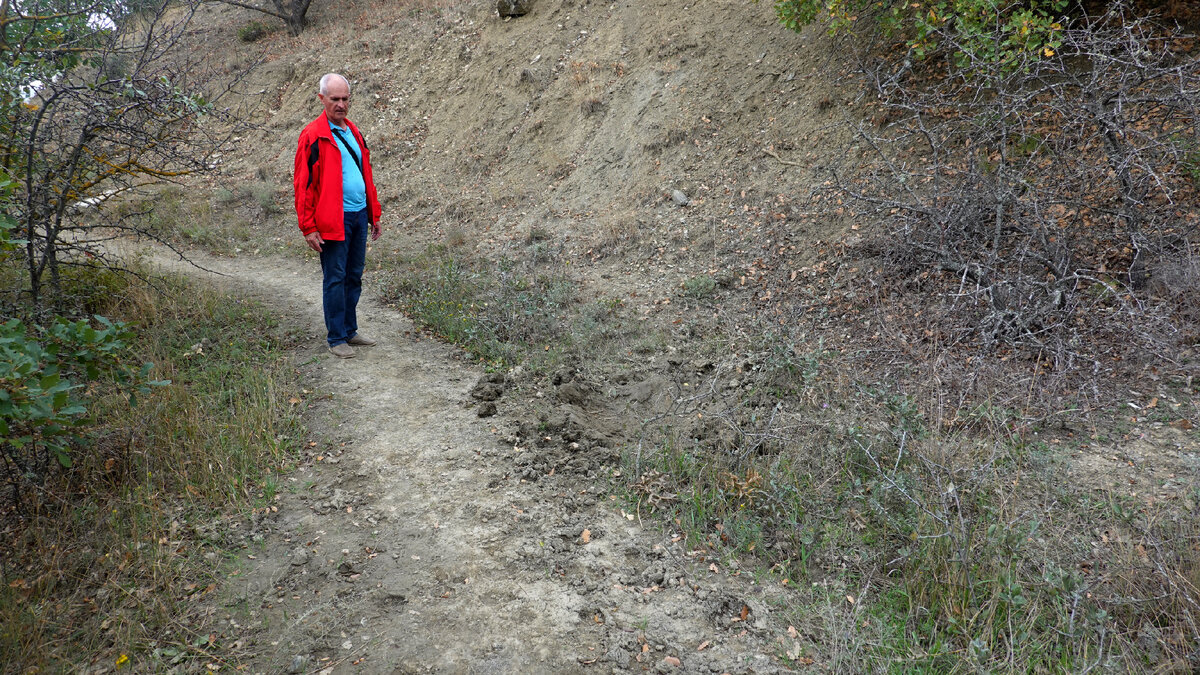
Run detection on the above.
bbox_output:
[0,264,303,672]
[619,332,1200,670]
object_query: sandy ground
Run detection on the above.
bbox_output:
[146,247,800,674]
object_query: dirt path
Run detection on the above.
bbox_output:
[148,249,795,674]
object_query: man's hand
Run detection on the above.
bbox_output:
[371,221,382,241]
[304,231,324,252]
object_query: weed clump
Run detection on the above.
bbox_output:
[619,363,1200,670]
[237,20,271,42]
[682,274,717,298]
[381,245,583,369]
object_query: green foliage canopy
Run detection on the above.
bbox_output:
[769,0,1070,66]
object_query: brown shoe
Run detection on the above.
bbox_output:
[329,343,356,358]
[347,333,377,346]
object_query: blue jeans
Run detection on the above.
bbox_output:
[320,208,368,347]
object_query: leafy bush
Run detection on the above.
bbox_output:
[0,269,304,671]
[0,316,163,499]
[769,0,1068,66]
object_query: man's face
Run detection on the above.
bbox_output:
[318,78,350,125]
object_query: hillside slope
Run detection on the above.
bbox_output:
[210,0,856,284]
[168,1,1200,671]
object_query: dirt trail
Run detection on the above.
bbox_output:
[147,248,795,674]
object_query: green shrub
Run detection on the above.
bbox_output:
[246,181,277,213]
[237,20,270,42]
[769,0,1068,66]
[682,274,717,298]
[214,187,237,204]
[0,316,164,498]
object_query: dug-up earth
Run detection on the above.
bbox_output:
[152,249,803,674]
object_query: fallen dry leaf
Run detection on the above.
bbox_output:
[581,529,591,544]
[697,641,710,651]
[739,605,750,621]
[663,656,681,667]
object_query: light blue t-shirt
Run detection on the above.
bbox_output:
[329,121,367,213]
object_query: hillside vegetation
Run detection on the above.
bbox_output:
[175,0,1199,669]
[3,0,1199,670]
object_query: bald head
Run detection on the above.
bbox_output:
[319,73,350,96]
[318,74,351,127]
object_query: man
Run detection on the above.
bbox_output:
[293,73,383,358]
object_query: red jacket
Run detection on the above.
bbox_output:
[293,112,382,241]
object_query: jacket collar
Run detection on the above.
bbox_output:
[317,111,358,141]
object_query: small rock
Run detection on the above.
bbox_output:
[290,547,309,566]
[287,655,306,673]
[671,190,690,206]
[497,0,532,17]
[379,583,408,603]
[605,646,631,668]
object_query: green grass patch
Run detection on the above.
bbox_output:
[380,244,607,370]
[237,20,272,42]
